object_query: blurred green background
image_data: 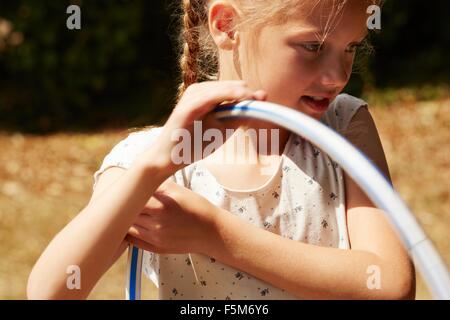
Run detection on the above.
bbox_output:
[0,0,449,300]
[0,0,448,133]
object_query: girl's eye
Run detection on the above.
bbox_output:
[300,43,323,53]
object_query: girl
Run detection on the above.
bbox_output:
[28,0,415,300]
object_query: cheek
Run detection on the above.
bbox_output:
[256,49,317,103]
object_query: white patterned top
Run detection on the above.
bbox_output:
[93,93,369,300]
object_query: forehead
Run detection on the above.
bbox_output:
[281,0,369,41]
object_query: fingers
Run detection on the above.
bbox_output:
[131,210,164,233]
[142,190,167,212]
[125,234,167,254]
[156,178,177,192]
[181,81,268,120]
[155,178,186,196]
[132,214,153,230]
[128,224,151,239]
[196,82,265,114]
[153,80,268,173]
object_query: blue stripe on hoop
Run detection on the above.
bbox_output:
[214,104,250,113]
[129,246,140,300]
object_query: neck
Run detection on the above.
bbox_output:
[201,118,290,170]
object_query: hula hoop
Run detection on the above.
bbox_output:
[126,100,450,300]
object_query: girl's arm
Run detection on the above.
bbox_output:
[208,205,415,300]
[27,156,169,300]
[205,107,415,300]
[27,80,265,300]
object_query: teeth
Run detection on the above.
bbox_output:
[311,96,325,101]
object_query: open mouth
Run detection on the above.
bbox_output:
[300,96,330,112]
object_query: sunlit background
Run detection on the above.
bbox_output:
[0,0,448,299]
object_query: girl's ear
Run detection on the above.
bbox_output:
[208,1,239,50]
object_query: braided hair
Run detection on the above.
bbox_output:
[176,0,212,103]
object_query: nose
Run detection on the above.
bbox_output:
[319,54,351,89]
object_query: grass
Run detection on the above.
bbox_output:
[0,89,448,299]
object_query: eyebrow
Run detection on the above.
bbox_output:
[289,27,322,36]
[289,28,369,43]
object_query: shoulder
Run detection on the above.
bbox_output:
[104,126,164,164]
[342,105,392,184]
[337,98,393,206]
[320,93,369,134]
[326,94,392,183]
[92,126,163,189]
[320,94,393,200]
[120,126,164,150]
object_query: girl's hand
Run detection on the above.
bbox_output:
[125,179,221,255]
[139,80,267,175]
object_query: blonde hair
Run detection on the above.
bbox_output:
[130,0,382,133]
[175,0,383,102]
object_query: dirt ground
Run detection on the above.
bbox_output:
[0,94,448,300]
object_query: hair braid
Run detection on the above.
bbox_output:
[176,0,207,103]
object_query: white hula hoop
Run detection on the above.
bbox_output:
[126,100,450,300]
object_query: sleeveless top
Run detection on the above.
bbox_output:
[93,93,369,299]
